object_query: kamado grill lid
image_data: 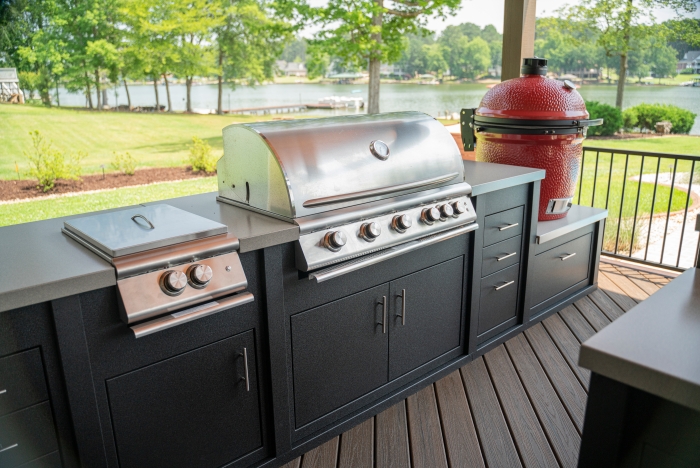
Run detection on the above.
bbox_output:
[63,204,228,258]
[461,57,602,151]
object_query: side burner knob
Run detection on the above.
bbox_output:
[324,231,347,251]
[421,207,441,225]
[188,264,213,287]
[161,270,188,295]
[392,214,413,233]
[451,200,468,215]
[360,222,382,241]
[438,204,454,219]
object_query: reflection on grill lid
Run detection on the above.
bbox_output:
[216,111,465,219]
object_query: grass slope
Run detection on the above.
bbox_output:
[584,136,700,156]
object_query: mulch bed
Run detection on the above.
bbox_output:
[0,166,214,202]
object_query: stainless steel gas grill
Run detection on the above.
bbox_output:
[217,111,478,282]
[62,204,253,337]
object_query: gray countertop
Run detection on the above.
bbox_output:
[464,160,545,196]
[579,268,700,412]
[0,192,298,313]
[537,205,608,244]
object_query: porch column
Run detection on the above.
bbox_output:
[501,0,537,81]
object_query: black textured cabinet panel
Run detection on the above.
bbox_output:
[483,206,524,247]
[291,284,390,428]
[481,235,522,278]
[530,233,593,307]
[0,349,48,417]
[478,263,520,336]
[15,451,61,468]
[388,257,464,380]
[106,331,261,468]
[0,402,58,468]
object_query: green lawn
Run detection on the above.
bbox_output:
[584,136,700,156]
[0,177,217,227]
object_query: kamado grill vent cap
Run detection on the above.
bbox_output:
[521,57,548,75]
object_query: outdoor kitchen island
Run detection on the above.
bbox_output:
[0,159,607,468]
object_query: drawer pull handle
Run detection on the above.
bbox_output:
[377,296,387,334]
[560,253,576,261]
[496,252,517,262]
[396,289,406,325]
[495,280,515,291]
[0,443,18,453]
[498,223,519,231]
[0,389,6,395]
[239,347,250,392]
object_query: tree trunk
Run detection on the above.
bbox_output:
[186,76,193,113]
[123,79,132,110]
[54,80,60,107]
[367,0,383,114]
[85,73,94,109]
[616,53,628,109]
[217,47,224,115]
[153,75,160,111]
[95,69,101,110]
[163,73,173,112]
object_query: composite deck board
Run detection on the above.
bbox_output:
[483,345,559,468]
[434,371,485,468]
[294,264,669,468]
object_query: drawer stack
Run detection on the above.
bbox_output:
[0,349,60,468]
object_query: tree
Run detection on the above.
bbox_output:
[422,43,446,76]
[395,33,433,76]
[281,37,307,62]
[309,0,460,114]
[568,0,697,108]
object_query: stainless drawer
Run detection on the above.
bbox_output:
[483,206,524,247]
[530,233,593,307]
[478,263,519,335]
[482,235,521,278]
[0,349,48,417]
[0,402,58,468]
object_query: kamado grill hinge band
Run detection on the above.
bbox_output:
[460,108,603,151]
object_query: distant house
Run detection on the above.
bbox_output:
[0,68,24,103]
[677,51,700,73]
[276,61,307,77]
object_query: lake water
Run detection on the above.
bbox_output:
[55,82,700,134]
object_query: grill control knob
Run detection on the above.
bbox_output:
[360,222,382,241]
[392,214,413,233]
[438,204,454,219]
[324,231,347,251]
[452,200,468,215]
[188,264,213,287]
[161,270,187,295]
[421,207,441,225]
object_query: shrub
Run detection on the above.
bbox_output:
[585,101,623,136]
[188,137,217,173]
[679,68,695,75]
[622,108,638,131]
[624,103,696,134]
[111,152,137,175]
[24,130,85,192]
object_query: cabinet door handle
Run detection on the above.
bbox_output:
[239,347,250,392]
[496,252,517,262]
[377,296,387,334]
[396,289,406,325]
[0,389,6,395]
[560,252,576,261]
[0,443,18,454]
[495,280,514,291]
[498,222,519,231]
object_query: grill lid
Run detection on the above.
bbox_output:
[63,204,228,258]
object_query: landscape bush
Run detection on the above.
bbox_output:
[623,103,697,134]
[111,152,137,175]
[622,107,638,130]
[585,101,622,136]
[24,130,86,192]
[188,136,218,173]
[679,68,695,75]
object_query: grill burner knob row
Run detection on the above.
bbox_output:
[324,231,347,251]
[421,207,441,225]
[392,214,413,233]
[188,264,213,287]
[438,204,454,219]
[360,222,382,242]
[452,200,468,215]
[161,270,188,295]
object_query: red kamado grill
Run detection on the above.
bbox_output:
[461,57,603,220]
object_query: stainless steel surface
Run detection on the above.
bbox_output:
[323,231,347,252]
[0,443,18,453]
[495,280,515,291]
[241,347,250,392]
[421,207,441,225]
[379,296,387,334]
[130,292,254,338]
[560,253,577,261]
[308,223,477,283]
[360,222,382,242]
[188,264,213,287]
[499,222,519,231]
[217,112,466,219]
[438,203,454,219]
[296,195,475,271]
[452,200,468,214]
[118,251,247,324]
[161,270,187,295]
[64,204,228,257]
[496,252,517,262]
[131,214,154,230]
[370,140,390,160]
[398,289,406,325]
[392,214,412,233]
[546,197,573,215]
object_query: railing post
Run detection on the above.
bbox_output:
[695,214,700,269]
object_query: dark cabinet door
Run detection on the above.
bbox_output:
[106,330,261,468]
[388,257,464,380]
[291,284,390,428]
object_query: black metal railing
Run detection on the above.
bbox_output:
[574,147,700,271]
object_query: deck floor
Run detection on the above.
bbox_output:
[281,260,674,468]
